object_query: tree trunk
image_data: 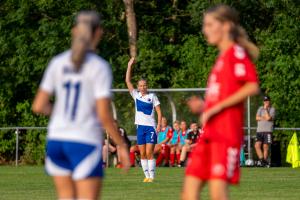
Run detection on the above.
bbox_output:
[123,0,137,57]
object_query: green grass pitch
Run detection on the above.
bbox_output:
[0,166,299,200]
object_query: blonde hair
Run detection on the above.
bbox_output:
[204,4,259,60]
[71,11,101,71]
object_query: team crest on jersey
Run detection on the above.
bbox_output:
[234,63,246,77]
[234,46,245,59]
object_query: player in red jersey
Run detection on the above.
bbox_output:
[182,4,260,200]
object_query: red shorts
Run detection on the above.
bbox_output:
[186,137,240,184]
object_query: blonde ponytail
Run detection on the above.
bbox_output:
[235,26,259,60]
[71,23,92,71]
[71,11,101,71]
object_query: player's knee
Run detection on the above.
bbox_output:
[140,152,146,159]
[146,152,154,160]
[254,142,261,149]
[129,146,135,152]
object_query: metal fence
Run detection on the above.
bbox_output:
[0,126,300,166]
[1,88,299,166]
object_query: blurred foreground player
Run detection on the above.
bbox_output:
[182,4,260,200]
[32,11,130,200]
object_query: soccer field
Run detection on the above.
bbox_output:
[0,166,299,200]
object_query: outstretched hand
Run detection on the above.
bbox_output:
[118,144,131,173]
[187,96,204,114]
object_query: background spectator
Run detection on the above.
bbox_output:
[255,96,276,167]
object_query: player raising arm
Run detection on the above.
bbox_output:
[182,4,260,200]
[32,11,130,200]
[126,57,162,182]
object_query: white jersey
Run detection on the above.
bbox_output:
[40,50,112,145]
[130,89,160,127]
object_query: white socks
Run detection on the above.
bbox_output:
[141,159,150,178]
[148,159,156,179]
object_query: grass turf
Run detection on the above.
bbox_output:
[0,166,299,200]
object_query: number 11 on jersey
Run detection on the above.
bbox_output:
[63,81,81,121]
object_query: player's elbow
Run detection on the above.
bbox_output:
[32,101,44,114]
[247,82,260,96]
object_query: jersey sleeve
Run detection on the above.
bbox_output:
[39,58,56,94]
[93,63,112,99]
[152,93,160,107]
[167,128,173,139]
[130,89,138,99]
[270,107,276,119]
[231,47,258,83]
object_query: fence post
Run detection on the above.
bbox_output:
[15,129,19,166]
[247,96,251,160]
[167,94,177,122]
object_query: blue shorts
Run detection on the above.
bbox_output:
[137,125,157,145]
[45,140,103,180]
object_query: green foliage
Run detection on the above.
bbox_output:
[0,0,299,163]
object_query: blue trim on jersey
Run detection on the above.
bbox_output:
[46,140,103,178]
[136,99,153,115]
[137,125,157,145]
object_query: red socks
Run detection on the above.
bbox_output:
[176,153,181,165]
[170,153,175,166]
[156,153,164,166]
[130,152,135,166]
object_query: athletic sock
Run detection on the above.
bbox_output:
[130,152,135,166]
[148,159,156,179]
[156,153,164,166]
[176,153,181,165]
[170,153,175,166]
[141,159,150,178]
[164,147,170,165]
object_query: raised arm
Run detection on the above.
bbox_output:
[202,82,260,125]
[96,98,130,172]
[125,57,135,93]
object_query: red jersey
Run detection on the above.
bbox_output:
[203,44,258,145]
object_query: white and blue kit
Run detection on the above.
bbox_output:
[40,50,112,180]
[130,89,160,145]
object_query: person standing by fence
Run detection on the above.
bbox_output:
[255,95,275,167]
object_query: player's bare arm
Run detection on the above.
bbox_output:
[125,57,136,93]
[201,82,260,125]
[96,98,130,172]
[32,90,52,116]
[155,105,162,132]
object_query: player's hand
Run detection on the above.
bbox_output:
[118,144,131,173]
[156,124,161,133]
[200,104,222,125]
[187,96,204,114]
[128,57,136,68]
